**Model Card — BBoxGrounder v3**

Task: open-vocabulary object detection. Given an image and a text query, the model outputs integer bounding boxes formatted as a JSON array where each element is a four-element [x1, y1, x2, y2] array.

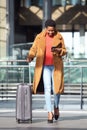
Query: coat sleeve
[[28, 35, 39, 59], [59, 35, 67, 56], [53, 33, 67, 57]]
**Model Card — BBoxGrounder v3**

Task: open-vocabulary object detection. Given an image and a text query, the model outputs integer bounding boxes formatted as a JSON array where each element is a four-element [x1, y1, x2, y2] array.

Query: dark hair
[[45, 19, 56, 28]]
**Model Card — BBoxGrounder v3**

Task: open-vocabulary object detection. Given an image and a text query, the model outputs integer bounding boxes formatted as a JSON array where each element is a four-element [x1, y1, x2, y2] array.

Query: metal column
[[79, 24, 85, 57], [42, 0, 52, 28], [8, 0, 14, 56]]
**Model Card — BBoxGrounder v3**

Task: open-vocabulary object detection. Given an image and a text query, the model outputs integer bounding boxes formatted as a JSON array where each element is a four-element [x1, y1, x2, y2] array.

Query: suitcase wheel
[[16, 119, 32, 123], [17, 119, 21, 123], [29, 120, 32, 123]]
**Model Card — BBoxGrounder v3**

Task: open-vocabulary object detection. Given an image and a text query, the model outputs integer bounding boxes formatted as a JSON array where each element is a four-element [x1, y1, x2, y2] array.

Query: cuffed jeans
[[43, 65, 60, 112]]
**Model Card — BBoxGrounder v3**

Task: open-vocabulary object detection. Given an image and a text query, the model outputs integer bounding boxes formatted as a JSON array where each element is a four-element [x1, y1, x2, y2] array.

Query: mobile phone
[[51, 43, 62, 51], [51, 46, 56, 52]]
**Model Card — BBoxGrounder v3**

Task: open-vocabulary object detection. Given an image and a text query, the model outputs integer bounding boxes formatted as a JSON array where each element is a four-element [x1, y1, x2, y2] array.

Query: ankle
[[54, 107, 59, 114], [48, 112, 53, 119], [54, 107, 59, 120], [48, 112, 53, 123]]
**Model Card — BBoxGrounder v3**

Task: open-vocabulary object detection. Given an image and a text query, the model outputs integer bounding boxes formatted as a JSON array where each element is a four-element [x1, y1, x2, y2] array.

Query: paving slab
[[0, 111, 87, 130]]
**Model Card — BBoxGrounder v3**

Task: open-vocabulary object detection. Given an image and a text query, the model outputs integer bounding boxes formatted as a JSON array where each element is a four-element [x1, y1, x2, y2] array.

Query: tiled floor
[[0, 111, 87, 130]]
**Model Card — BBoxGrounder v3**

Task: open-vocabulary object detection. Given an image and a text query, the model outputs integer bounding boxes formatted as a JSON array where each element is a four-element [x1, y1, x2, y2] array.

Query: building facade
[[0, 0, 87, 59], [0, 0, 7, 58]]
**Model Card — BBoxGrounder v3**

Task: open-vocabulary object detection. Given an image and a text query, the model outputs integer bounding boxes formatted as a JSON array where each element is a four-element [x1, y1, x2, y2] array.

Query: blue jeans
[[43, 65, 60, 112]]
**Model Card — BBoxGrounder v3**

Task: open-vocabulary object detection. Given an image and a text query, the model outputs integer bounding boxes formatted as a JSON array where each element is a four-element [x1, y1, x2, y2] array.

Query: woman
[[27, 19, 67, 123]]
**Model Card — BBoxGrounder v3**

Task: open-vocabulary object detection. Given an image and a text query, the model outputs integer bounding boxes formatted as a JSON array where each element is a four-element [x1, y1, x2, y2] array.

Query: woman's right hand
[[26, 56, 33, 62]]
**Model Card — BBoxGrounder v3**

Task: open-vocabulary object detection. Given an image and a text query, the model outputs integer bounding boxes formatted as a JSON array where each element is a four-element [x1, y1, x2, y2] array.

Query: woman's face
[[46, 26, 56, 37]]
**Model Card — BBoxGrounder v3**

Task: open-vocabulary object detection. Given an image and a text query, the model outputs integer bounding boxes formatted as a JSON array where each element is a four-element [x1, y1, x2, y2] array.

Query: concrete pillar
[[0, 0, 7, 58], [0, 0, 14, 58], [42, 0, 52, 29]]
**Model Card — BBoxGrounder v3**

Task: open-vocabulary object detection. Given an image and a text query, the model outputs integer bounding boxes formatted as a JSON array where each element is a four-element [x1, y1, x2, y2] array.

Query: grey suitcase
[[16, 83, 32, 123]]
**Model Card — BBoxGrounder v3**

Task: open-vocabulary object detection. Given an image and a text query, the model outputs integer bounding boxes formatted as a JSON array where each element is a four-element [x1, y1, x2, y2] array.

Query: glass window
[[31, 0, 43, 6], [20, 0, 87, 7], [52, 0, 61, 6], [73, 32, 80, 58], [52, 0, 86, 6], [71, 0, 80, 5], [61, 31, 87, 59], [61, 32, 73, 58], [20, 0, 43, 7], [25, 0, 31, 7], [20, 0, 31, 7], [81, 0, 86, 5]]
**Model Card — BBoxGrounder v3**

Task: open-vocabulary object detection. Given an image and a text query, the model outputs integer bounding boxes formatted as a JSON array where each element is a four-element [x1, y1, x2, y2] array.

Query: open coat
[[28, 29, 67, 94]]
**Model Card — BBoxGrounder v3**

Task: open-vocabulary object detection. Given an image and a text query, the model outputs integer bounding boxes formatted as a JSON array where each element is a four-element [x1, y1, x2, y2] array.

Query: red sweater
[[43, 34, 53, 65]]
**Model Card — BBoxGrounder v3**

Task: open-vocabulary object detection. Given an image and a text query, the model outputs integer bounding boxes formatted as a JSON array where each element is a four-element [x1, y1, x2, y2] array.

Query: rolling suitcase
[[16, 83, 32, 123]]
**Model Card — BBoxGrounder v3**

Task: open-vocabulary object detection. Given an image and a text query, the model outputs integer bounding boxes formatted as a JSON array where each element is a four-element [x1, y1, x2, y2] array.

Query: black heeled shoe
[[48, 112, 53, 123], [54, 107, 59, 120]]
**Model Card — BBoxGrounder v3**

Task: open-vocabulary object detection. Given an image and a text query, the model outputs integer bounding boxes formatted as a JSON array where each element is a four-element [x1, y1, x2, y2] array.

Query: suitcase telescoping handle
[[28, 62, 35, 85], [19, 59, 33, 85], [21, 60, 34, 85]]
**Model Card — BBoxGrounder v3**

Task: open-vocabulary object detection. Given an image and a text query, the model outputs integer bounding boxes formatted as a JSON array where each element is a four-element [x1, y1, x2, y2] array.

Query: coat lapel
[[37, 30, 46, 55], [52, 33, 62, 46]]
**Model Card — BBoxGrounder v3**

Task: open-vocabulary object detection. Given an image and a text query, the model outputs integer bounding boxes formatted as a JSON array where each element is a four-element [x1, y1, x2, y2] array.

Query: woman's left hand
[[52, 48, 61, 54]]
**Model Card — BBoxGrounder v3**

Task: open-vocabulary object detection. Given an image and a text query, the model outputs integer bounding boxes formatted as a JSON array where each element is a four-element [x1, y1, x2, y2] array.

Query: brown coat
[[28, 29, 67, 94]]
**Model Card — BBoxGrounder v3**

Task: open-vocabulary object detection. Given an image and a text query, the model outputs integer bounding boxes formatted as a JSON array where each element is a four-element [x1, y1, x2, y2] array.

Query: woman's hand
[[54, 48, 61, 53], [51, 47, 61, 54], [26, 56, 33, 62]]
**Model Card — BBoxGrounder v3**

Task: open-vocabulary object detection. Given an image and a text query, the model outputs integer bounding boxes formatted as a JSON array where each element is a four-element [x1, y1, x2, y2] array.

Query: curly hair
[[45, 19, 56, 28]]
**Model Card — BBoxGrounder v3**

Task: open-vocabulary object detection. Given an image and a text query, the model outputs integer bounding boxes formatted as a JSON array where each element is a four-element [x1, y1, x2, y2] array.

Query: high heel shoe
[[54, 107, 59, 120], [48, 112, 53, 123]]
